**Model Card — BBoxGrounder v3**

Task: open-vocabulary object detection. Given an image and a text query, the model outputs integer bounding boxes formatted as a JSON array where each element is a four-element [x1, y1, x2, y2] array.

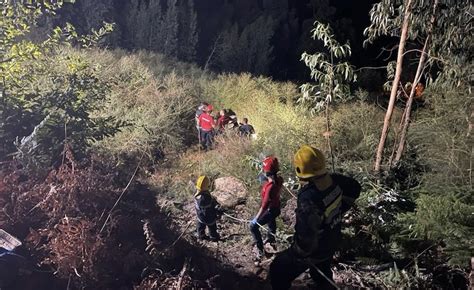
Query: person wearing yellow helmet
[[269, 145, 361, 290], [194, 175, 220, 241]]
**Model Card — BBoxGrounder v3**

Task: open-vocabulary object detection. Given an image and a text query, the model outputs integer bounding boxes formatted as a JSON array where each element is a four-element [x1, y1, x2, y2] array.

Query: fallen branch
[[177, 257, 190, 290], [99, 154, 144, 234], [27, 185, 57, 214], [165, 220, 193, 250]]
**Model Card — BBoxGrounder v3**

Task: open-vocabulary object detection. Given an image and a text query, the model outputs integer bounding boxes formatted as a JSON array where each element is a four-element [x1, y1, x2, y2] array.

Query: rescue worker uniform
[[194, 189, 220, 241], [250, 175, 282, 252], [250, 156, 282, 258], [198, 111, 215, 150], [270, 174, 360, 289], [269, 145, 360, 290], [239, 123, 255, 137]]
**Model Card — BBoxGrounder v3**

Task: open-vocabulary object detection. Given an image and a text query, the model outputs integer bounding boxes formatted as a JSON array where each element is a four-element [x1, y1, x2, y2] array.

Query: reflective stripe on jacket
[[292, 174, 360, 260], [195, 190, 218, 225]]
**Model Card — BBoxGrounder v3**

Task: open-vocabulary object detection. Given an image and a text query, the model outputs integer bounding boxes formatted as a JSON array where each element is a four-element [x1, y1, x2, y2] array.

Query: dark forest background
[[46, 0, 384, 83]]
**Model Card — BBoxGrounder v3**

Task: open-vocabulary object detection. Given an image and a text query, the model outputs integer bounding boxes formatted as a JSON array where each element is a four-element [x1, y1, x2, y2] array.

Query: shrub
[[79, 49, 203, 161], [0, 3, 117, 172], [396, 188, 473, 267]]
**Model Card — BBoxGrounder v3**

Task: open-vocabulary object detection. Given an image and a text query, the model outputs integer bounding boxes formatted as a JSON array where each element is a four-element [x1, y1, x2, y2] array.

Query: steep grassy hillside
[[1, 48, 471, 289]]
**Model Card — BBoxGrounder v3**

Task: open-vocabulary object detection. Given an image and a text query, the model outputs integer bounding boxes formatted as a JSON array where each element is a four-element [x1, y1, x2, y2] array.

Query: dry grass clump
[[0, 149, 122, 286], [65, 49, 204, 162]]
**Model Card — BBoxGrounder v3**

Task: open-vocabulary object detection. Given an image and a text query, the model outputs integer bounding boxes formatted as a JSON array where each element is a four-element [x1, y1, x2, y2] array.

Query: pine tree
[[163, 0, 178, 57], [125, 0, 150, 49], [242, 15, 275, 75], [78, 0, 113, 31], [178, 0, 198, 62], [215, 24, 240, 72], [215, 15, 275, 75], [148, 0, 164, 51]]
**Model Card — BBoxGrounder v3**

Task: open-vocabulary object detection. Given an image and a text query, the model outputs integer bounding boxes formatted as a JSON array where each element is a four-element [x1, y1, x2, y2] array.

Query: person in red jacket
[[198, 105, 216, 150], [249, 156, 282, 259], [216, 109, 230, 133]]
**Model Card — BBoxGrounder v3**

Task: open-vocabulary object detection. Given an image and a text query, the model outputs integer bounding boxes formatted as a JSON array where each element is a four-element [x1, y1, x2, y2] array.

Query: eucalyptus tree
[[300, 21, 356, 171], [365, 0, 473, 172], [365, 0, 413, 173]]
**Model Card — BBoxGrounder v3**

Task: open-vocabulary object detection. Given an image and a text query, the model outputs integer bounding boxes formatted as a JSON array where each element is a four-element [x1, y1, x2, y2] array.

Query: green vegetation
[[0, 1, 472, 289]]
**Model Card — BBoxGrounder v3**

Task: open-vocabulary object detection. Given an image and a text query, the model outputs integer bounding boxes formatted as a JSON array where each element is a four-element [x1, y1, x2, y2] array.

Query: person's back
[[239, 118, 255, 136], [198, 111, 215, 131], [195, 190, 218, 223], [270, 145, 360, 290], [294, 173, 359, 261], [194, 176, 220, 241]]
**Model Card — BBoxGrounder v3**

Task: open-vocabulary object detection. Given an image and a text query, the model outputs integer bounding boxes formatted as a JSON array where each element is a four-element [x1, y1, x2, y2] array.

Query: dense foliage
[[0, 1, 117, 172], [0, 0, 472, 289]]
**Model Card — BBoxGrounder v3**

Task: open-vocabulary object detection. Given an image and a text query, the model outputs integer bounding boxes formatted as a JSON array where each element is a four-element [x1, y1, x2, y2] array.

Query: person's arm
[[197, 114, 203, 128], [211, 115, 217, 129], [291, 194, 323, 258], [332, 174, 361, 213]]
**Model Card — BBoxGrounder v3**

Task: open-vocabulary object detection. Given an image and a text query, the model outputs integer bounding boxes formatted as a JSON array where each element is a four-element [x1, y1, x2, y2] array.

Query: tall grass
[[69, 49, 206, 160]]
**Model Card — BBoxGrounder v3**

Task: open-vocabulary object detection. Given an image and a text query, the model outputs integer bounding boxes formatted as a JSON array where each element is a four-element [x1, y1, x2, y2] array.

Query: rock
[[281, 197, 297, 228], [211, 177, 248, 208]]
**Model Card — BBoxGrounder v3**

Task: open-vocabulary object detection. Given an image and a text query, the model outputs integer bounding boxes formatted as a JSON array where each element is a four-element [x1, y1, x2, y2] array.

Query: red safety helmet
[[206, 104, 214, 112], [262, 156, 279, 174]]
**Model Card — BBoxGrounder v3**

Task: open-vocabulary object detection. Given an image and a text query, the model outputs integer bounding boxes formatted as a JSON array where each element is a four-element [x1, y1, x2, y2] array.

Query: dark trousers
[[269, 249, 335, 290], [249, 208, 280, 251], [199, 129, 214, 150], [197, 220, 218, 239]]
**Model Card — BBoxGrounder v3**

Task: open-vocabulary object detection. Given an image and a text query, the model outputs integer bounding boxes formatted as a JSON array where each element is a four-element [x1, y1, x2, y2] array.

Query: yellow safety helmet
[[195, 175, 210, 192], [293, 145, 327, 179]]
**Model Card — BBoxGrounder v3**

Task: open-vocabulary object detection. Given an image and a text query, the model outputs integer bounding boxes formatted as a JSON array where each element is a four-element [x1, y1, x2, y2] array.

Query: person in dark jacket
[[194, 175, 220, 242], [269, 145, 361, 290], [239, 118, 255, 137], [250, 156, 282, 259]]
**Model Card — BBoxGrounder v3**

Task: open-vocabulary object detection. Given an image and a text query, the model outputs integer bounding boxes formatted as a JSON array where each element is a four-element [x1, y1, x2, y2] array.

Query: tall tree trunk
[[388, 91, 408, 168], [393, 0, 439, 166], [374, 0, 413, 173], [325, 99, 335, 173]]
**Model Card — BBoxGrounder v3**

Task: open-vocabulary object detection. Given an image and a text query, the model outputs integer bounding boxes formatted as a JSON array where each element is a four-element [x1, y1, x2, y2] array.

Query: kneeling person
[[194, 175, 220, 242]]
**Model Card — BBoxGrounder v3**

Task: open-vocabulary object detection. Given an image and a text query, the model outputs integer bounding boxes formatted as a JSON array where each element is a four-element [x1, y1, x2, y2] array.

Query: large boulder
[[211, 177, 248, 208]]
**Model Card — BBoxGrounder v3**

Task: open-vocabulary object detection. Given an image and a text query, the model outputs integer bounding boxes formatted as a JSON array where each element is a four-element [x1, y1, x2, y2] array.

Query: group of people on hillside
[[195, 102, 255, 150], [193, 144, 361, 289]]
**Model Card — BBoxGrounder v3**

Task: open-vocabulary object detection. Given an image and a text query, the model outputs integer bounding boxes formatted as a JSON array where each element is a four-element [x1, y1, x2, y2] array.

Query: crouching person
[[250, 156, 282, 260], [269, 145, 361, 290], [194, 175, 220, 242]]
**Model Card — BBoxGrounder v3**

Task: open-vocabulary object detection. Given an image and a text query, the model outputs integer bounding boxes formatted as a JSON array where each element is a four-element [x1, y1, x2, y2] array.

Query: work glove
[[215, 206, 224, 218], [250, 217, 258, 226]]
